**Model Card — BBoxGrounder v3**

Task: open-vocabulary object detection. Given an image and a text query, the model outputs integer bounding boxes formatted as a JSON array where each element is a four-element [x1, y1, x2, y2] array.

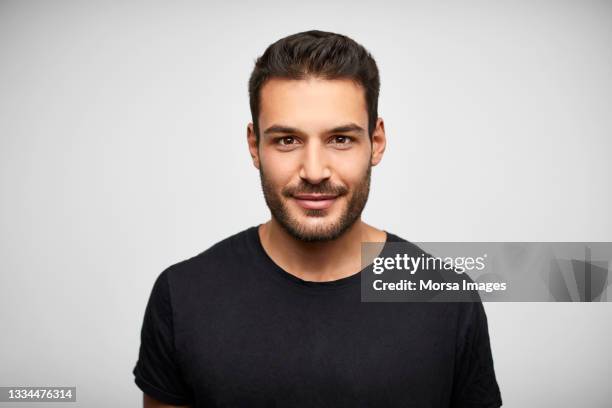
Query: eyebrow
[[262, 123, 366, 137]]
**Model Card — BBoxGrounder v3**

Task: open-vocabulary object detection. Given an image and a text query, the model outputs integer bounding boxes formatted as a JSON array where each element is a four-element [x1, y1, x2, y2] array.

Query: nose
[[298, 141, 331, 185]]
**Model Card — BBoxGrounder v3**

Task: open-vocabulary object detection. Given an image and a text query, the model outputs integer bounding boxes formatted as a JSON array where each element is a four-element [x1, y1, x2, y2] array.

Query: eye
[[274, 135, 301, 150], [278, 136, 296, 145], [330, 135, 354, 147]]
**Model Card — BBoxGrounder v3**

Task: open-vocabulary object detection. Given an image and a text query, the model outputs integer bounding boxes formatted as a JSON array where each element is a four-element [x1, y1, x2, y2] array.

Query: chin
[[280, 214, 355, 243], [287, 228, 345, 243]]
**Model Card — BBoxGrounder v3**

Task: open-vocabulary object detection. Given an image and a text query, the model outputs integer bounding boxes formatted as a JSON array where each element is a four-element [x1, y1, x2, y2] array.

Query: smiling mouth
[[292, 194, 338, 210]]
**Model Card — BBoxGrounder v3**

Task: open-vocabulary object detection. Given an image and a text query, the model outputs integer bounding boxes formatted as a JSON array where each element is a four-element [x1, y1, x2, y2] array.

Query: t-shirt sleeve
[[451, 301, 503, 408], [133, 269, 193, 405]]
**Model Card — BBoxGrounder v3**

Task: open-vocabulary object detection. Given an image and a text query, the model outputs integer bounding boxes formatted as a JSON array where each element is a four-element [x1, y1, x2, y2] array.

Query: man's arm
[[144, 393, 190, 408], [451, 301, 502, 407], [134, 270, 194, 405]]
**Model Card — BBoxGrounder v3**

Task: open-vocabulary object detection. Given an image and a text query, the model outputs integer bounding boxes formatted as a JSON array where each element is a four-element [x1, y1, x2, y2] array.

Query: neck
[[258, 217, 387, 282]]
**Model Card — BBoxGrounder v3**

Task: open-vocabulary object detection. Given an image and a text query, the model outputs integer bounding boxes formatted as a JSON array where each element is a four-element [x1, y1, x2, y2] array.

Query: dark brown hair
[[248, 30, 380, 142]]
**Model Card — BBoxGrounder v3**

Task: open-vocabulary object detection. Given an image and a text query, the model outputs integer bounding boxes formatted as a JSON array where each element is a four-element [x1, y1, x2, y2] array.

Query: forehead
[[258, 77, 367, 130]]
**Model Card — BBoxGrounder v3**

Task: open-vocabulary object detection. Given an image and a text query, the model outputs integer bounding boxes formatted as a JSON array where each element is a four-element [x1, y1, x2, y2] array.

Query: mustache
[[282, 181, 348, 197]]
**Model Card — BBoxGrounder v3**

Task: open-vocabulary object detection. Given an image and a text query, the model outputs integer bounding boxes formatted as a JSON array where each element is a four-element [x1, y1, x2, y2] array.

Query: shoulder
[[160, 226, 257, 291], [384, 231, 432, 258]]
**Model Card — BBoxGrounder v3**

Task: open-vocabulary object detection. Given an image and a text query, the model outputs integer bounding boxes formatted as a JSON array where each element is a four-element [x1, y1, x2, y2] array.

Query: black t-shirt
[[133, 226, 502, 407]]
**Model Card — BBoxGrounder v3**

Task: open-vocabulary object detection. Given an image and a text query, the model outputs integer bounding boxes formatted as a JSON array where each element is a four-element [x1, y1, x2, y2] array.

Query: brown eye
[[334, 136, 348, 144], [279, 136, 295, 145], [330, 135, 353, 146]]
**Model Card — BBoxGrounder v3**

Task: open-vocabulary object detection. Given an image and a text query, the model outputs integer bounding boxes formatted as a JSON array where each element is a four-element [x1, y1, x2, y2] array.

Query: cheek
[[261, 151, 300, 188], [331, 150, 371, 186]]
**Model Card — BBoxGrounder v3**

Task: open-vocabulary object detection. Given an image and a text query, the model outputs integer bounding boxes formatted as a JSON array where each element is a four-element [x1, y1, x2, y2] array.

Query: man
[[133, 30, 502, 407]]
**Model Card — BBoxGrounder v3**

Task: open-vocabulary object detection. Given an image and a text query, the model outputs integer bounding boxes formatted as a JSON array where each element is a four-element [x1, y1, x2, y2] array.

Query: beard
[[259, 164, 371, 242]]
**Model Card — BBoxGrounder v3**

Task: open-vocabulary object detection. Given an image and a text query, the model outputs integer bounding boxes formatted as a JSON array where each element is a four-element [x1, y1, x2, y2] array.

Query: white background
[[1, 0, 611, 406]]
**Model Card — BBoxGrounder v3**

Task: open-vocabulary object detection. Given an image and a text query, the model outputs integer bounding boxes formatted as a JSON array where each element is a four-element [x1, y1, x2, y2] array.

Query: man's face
[[248, 77, 385, 242]]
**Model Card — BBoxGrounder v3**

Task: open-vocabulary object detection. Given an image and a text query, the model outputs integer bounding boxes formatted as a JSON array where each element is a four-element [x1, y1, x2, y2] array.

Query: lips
[[292, 194, 338, 210]]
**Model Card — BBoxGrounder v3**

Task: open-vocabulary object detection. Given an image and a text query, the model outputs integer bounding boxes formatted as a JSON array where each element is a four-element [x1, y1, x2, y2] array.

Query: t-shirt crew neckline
[[247, 224, 397, 292]]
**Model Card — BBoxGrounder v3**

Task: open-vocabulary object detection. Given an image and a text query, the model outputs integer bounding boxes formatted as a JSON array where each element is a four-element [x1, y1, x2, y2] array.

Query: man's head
[[247, 30, 386, 242]]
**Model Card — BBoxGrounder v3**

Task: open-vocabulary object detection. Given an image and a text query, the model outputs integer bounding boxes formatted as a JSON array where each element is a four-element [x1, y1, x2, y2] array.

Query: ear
[[247, 122, 260, 169], [370, 117, 386, 166]]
